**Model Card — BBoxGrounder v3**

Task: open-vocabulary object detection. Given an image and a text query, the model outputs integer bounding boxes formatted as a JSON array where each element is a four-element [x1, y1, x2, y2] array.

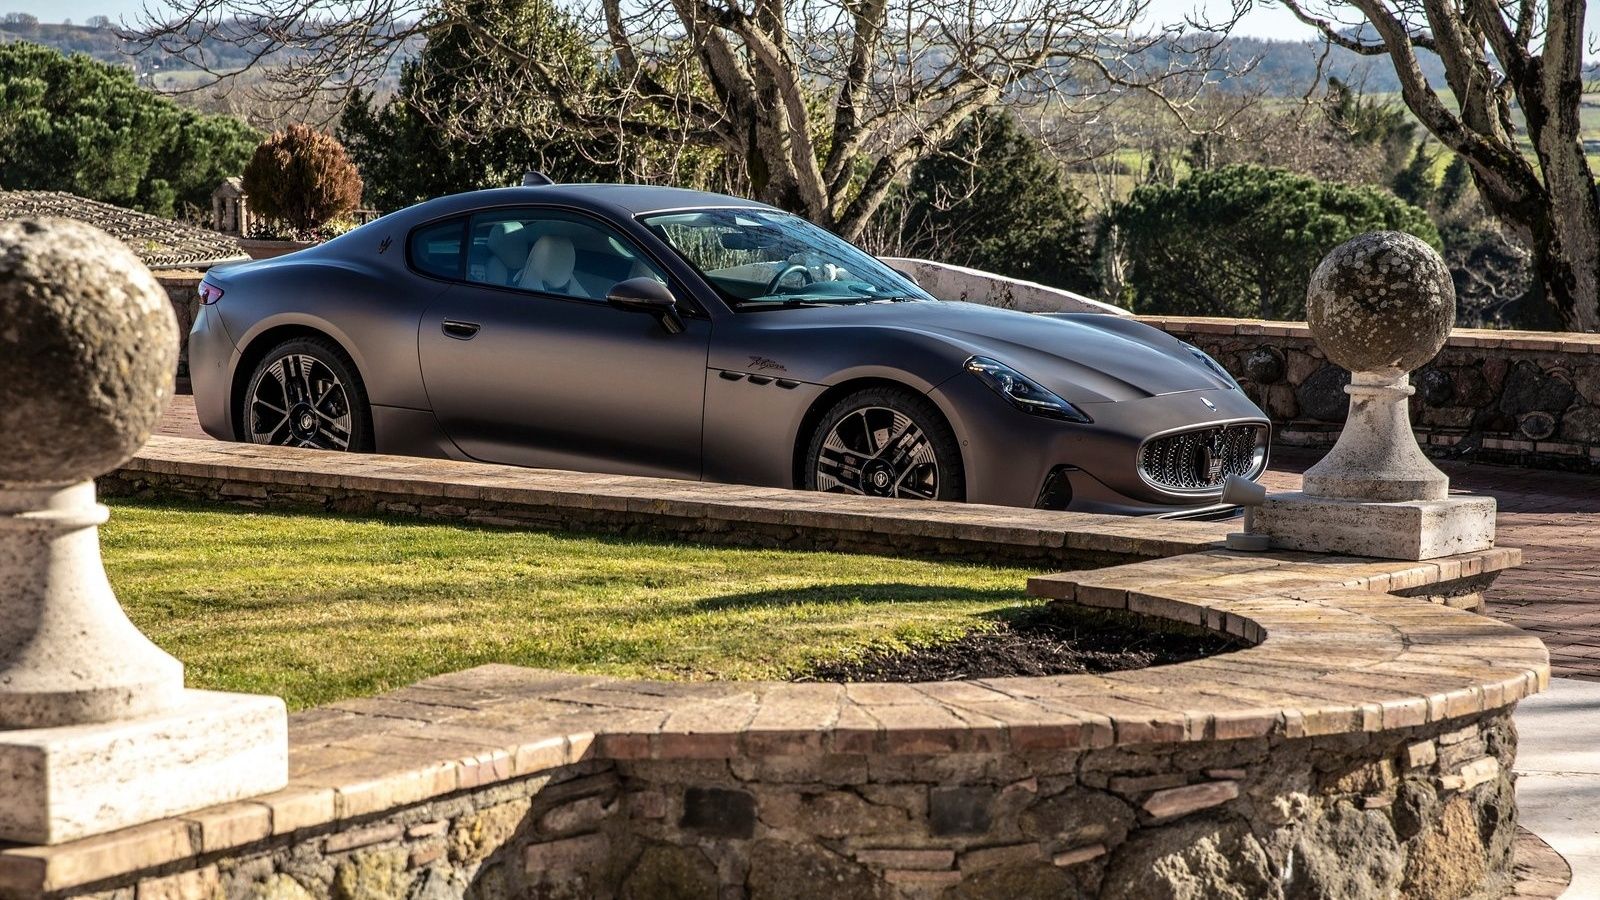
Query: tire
[[241, 336, 375, 452], [803, 386, 965, 501]]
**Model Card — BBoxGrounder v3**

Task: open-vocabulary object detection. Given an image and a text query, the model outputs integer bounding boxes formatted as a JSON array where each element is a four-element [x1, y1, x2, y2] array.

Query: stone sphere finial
[[0, 218, 177, 486], [1305, 231, 1454, 375]]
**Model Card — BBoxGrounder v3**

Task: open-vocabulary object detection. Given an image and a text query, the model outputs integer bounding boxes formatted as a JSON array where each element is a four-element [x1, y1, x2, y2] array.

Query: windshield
[[641, 208, 934, 308]]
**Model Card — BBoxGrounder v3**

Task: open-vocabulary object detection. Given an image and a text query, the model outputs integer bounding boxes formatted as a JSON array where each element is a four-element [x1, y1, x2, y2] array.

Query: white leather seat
[[519, 235, 588, 297], [485, 222, 531, 286]]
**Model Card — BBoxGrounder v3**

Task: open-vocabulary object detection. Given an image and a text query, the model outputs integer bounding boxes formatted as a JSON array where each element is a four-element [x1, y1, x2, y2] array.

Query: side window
[[408, 218, 465, 279], [464, 208, 668, 301]]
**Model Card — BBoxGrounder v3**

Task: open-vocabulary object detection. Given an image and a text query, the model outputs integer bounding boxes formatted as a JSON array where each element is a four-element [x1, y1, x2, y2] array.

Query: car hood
[[751, 301, 1234, 403]]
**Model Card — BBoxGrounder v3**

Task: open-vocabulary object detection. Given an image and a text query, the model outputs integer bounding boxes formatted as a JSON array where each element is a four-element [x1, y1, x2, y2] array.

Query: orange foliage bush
[[241, 124, 363, 234]]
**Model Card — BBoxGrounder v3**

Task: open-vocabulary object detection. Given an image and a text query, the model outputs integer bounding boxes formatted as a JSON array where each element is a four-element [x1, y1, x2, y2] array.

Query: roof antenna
[[521, 171, 554, 187]]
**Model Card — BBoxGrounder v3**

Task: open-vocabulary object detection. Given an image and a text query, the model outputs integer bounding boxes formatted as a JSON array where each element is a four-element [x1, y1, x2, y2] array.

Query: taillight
[[198, 281, 224, 305]]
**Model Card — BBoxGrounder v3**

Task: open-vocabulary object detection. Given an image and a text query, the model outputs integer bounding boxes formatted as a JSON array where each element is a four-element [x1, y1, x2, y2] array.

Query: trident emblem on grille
[[1203, 431, 1228, 482]]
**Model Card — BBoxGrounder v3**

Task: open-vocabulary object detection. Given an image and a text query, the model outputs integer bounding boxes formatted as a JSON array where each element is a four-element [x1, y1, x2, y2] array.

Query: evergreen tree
[[0, 41, 257, 216], [337, 0, 616, 212], [1391, 145, 1437, 208], [896, 111, 1096, 293]]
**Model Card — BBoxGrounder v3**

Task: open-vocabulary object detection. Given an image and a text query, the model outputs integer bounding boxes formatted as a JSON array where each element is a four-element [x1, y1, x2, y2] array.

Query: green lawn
[[102, 499, 1038, 709]]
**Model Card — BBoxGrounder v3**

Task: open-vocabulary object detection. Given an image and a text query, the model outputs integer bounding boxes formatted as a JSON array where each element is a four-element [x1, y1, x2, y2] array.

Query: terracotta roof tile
[[0, 190, 248, 269]]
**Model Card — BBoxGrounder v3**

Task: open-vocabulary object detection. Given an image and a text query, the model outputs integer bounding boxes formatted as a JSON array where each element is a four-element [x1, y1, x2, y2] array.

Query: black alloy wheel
[[805, 386, 965, 501], [243, 337, 374, 452]]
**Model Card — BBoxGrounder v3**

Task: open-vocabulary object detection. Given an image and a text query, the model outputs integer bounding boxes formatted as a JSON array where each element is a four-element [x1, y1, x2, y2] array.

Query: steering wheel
[[765, 263, 815, 295]]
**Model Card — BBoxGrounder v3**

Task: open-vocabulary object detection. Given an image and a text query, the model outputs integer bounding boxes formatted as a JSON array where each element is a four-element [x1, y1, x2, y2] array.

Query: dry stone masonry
[[0, 537, 1539, 899], [1141, 324, 1600, 471]]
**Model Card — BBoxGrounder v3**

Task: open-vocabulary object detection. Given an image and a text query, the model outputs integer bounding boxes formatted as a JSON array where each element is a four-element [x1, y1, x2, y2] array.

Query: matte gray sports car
[[190, 183, 1270, 516]]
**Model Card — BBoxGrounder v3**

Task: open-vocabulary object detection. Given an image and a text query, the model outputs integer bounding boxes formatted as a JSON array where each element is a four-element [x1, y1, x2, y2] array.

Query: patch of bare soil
[[800, 608, 1244, 682]]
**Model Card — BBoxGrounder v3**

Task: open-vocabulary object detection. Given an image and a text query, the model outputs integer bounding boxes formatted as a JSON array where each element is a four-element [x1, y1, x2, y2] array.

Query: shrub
[[241, 125, 364, 235], [1109, 164, 1440, 320]]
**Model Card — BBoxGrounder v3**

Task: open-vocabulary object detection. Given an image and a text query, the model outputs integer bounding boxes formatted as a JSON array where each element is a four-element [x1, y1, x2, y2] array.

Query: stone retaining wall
[[1144, 316, 1600, 471], [35, 441, 1544, 899], [101, 437, 1227, 569], [28, 709, 1514, 900]]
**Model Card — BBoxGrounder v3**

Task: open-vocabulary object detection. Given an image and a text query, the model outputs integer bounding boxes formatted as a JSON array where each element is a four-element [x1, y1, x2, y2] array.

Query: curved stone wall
[[0, 467, 1541, 899]]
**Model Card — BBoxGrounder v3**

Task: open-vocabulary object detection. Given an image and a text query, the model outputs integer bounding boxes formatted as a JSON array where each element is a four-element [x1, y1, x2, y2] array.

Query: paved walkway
[[1516, 678, 1600, 899], [1262, 453, 1600, 682], [158, 395, 1600, 677]]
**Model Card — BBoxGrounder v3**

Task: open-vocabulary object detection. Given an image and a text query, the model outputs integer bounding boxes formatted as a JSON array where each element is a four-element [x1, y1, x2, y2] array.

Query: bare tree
[[133, 0, 1246, 239], [1277, 0, 1597, 331]]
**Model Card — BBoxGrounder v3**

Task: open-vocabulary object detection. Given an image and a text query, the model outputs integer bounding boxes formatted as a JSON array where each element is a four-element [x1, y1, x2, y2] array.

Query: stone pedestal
[[0, 691, 288, 844], [1253, 492, 1495, 560], [0, 218, 289, 845], [1246, 232, 1496, 561], [0, 481, 290, 845]]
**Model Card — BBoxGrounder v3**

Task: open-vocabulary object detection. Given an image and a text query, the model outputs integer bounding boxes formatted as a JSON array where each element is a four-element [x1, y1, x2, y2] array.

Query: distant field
[[1058, 88, 1600, 211]]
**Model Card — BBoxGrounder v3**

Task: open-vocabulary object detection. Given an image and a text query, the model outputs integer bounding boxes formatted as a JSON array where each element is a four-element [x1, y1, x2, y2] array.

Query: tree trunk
[[1528, 132, 1600, 332], [1466, 106, 1600, 331], [1522, 196, 1600, 331]]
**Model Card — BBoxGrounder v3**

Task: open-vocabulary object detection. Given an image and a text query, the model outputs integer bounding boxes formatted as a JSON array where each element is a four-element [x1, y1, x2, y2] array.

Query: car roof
[[422, 184, 775, 218]]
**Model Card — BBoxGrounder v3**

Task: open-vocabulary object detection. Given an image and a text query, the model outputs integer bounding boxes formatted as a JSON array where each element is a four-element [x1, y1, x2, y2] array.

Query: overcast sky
[[6, 0, 1320, 39]]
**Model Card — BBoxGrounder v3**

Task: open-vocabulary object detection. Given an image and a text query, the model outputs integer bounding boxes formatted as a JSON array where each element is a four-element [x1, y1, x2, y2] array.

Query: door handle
[[441, 319, 481, 340]]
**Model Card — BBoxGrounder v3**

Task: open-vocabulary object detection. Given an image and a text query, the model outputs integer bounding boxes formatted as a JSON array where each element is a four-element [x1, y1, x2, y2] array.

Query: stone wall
[[54, 437, 1544, 900], [1143, 316, 1600, 471], [103, 437, 1229, 569], [35, 710, 1517, 900], [154, 271, 201, 388]]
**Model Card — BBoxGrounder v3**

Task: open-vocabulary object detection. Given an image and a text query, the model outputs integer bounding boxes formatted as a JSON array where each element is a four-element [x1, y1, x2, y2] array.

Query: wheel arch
[[789, 376, 965, 491], [230, 324, 366, 440]]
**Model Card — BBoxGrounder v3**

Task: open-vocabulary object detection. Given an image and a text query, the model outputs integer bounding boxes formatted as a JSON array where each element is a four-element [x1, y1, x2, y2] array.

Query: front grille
[[1138, 424, 1267, 492]]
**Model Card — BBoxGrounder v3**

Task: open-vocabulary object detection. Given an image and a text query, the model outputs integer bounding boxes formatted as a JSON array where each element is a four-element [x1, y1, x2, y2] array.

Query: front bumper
[[927, 373, 1270, 514]]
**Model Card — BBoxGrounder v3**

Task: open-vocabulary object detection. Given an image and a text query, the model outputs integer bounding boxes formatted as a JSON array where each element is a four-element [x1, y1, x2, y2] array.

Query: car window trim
[[405, 203, 708, 318]]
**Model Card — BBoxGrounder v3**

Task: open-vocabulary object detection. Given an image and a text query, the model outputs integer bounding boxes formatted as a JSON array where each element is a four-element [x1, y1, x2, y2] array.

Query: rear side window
[[409, 218, 465, 279]]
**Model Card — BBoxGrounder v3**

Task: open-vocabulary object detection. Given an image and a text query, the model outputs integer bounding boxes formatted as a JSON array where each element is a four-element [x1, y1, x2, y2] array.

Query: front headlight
[[1185, 344, 1238, 390], [965, 357, 1092, 423]]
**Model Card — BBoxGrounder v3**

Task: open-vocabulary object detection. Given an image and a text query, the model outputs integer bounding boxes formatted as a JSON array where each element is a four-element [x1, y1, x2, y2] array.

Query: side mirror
[[607, 277, 685, 335]]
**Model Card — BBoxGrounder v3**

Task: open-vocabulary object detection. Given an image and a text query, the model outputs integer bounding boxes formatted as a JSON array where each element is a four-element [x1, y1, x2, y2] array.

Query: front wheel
[[804, 387, 964, 501], [242, 337, 374, 452]]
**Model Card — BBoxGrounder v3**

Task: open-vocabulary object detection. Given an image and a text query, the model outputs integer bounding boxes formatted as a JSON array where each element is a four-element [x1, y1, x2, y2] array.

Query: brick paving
[[157, 394, 1600, 678], [1263, 452, 1600, 682]]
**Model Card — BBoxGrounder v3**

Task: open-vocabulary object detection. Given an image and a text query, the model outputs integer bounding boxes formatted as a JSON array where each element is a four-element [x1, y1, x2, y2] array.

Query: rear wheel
[[804, 386, 964, 501], [242, 337, 374, 452]]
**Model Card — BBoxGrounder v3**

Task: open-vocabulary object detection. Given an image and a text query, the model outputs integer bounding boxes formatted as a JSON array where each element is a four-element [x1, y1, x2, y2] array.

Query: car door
[[417, 206, 711, 480]]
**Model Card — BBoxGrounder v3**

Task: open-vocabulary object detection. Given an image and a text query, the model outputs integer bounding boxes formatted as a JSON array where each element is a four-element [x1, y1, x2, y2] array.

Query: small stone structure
[[1251, 233, 1497, 560], [0, 219, 287, 845], [210, 177, 251, 237]]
